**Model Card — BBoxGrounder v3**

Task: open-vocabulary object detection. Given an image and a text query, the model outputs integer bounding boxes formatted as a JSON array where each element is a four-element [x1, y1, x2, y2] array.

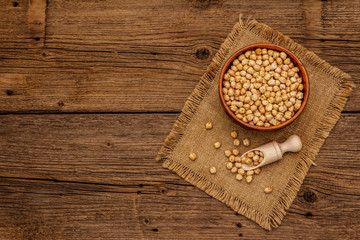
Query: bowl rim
[[218, 43, 310, 132]]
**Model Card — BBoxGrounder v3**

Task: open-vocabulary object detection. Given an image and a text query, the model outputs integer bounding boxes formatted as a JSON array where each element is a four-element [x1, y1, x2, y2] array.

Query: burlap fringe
[[156, 15, 354, 230]]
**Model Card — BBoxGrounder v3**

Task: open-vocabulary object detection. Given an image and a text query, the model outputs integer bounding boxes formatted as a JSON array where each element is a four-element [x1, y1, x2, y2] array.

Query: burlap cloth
[[156, 16, 353, 230]]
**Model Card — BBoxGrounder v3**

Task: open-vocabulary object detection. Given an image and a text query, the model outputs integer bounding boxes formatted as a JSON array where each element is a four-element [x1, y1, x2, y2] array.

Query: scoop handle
[[278, 135, 302, 155]]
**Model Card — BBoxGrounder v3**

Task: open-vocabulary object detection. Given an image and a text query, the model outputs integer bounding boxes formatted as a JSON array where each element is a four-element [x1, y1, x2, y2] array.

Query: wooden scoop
[[241, 135, 302, 171]]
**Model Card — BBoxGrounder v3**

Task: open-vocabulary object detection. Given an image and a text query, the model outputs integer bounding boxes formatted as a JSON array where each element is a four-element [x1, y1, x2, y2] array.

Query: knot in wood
[[303, 191, 317, 203], [195, 47, 210, 60], [58, 101, 65, 107]]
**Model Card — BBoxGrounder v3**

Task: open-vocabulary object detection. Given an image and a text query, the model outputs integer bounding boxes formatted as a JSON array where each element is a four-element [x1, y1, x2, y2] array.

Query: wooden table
[[0, 0, 359, 239]]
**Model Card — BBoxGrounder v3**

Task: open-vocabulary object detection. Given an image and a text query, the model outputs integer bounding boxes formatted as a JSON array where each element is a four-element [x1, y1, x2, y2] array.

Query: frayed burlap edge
[[156, 15, 354, 230]]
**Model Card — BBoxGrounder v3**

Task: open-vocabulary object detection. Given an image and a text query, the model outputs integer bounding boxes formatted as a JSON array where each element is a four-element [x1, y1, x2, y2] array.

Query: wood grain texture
[[0, 0, 359, 112], [0, 0, 359, 239], [0, 113, 359, 239]]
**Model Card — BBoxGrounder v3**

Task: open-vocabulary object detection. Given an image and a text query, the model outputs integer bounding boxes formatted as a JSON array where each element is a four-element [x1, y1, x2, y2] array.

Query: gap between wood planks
[[0, 175, 192, 189]]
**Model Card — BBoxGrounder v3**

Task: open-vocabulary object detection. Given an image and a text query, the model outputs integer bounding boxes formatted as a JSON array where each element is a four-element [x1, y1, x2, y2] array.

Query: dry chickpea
[[294, 103, 301, 110], [234, 139, 240, 146], [226, 162, 233, 170], [246, 175, 253, 183], [238, 168, 245, 175], [210, 166, 217, 174], [224, 150, 232, 157], [242, 138, 250, 147], [205, 122, 213, 129], [280, 52, 287, 60], [235, 162, 242, 168], [230, 131, 238, 139], [254, 168, 261, 175], [232, 149, 240, 156], [189, 153, 197, 161], [247, 151, 255, 158], [264, 186, 273, 194], [236, 174, 243, 181], [214, 142, 221, 149], [231, 166, 238, 173], [298, 84, 304, 91], [284, 111, 292, 120], [229, 155, 235, 162], [246, 170, 254, 176], [253, 155, 259, 162], [244, 158, 252, 165]]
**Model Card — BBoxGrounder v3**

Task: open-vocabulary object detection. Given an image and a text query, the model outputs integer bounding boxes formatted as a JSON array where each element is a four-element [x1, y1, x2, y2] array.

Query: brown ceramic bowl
[[219, 43, 309, 132]]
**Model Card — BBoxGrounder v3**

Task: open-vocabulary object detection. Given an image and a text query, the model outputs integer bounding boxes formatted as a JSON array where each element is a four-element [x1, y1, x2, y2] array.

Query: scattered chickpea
[[236, 174, 243, 181], [230, 131, 238, 139], [214, 142, 221, 149], [226, 162, 233, 170], [232, 149, 240, 156], [205, 122, 213, 130], [246, 175, 253, 183], [225, 150, 232, 157], [210, 166, 217, 174], [254, 168, 261, 175], [234, 139, 240, 146], [189, 153, 197, 161], [235, 162, 242, 168], [231, 167, 238, 173], [243, 138, 250, 147], [246, 170, 254, 176], [264, 186, 273, 194], [238, 168, 245, 175]]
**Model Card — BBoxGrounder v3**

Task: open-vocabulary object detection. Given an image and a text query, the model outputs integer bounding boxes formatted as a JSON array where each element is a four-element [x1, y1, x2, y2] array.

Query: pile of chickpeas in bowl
[[221, 48, 305, 128]]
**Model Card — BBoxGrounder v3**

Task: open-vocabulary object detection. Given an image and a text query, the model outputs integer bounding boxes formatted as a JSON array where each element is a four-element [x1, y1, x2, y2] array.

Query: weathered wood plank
[[0, 113, 359, 184], [0, 0, 359, 112], [0, 178, 143, 240], [0, 159, 359, 239], [0, 113, 359, 238]]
